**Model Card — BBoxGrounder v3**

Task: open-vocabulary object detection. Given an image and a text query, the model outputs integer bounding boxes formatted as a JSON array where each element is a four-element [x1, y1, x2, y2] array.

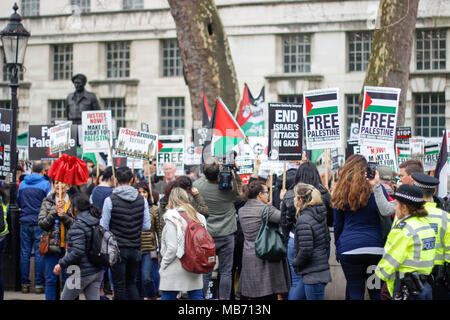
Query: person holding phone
[[331, 155, 389, 300]]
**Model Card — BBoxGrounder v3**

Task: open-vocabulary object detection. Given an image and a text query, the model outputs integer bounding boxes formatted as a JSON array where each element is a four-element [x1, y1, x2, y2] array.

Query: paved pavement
[[4, 290, 46, 300]]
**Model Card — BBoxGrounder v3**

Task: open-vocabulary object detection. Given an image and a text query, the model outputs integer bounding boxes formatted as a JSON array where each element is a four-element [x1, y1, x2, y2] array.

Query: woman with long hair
[[290, 183, 331, 300], [159, 187, 206, 300], [237, 181, 290, 300], [134, 181, 161, 300], [331, 154, 386, 300], [53, 194, 104, 300]]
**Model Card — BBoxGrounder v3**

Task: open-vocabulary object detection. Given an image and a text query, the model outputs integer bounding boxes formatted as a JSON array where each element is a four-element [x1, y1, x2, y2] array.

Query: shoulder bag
[[255, 205, 286, 261]]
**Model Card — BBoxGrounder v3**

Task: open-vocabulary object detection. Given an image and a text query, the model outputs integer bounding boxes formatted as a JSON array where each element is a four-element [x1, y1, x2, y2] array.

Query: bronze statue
[[65, 74, 100, 125]]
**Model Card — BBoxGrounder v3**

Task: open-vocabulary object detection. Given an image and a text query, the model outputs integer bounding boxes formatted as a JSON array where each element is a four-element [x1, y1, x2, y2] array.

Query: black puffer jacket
[[58, 209, 103, 277], [292, 204, 330, 276], [280, 184, 332, 246], [272, 168, 297, 210]]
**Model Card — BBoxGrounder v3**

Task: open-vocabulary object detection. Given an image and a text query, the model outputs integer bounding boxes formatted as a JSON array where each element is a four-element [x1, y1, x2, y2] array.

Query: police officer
[[412, 172, 450, 300], [375, 184, 436, 300]]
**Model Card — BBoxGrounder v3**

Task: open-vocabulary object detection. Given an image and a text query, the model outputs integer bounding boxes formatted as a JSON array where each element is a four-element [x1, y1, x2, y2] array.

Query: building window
[[53, 44, 73, 80], [49, 100, 67, 123], [348, 31, 372, 72], [21, 0, 40, 16], [279, 95, 303, 104], [283, 34, 311, 73], [162, 39, 183, 77], [71, 0, 90, 13], [103, 98, 127, 130], [106, 42, 130, 79], [346, 94, 360, 139], [414, 93, 446, 137], [159, 97, 185, 135], [416, 29, 446, 70], [123, 0, 144, 10], [0, 101, 10, 109]]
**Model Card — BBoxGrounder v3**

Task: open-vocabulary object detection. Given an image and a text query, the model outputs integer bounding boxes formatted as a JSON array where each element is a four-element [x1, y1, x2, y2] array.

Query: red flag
[[236, 84, 252, 127], [202, 91, 212, 127]]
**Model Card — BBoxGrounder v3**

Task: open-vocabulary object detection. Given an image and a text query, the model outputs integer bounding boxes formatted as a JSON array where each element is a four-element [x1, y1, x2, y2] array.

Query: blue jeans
[[287, 237, 302, 299], [161, 289, 203, 300], [111, 247, 140, 300], [19, 224, 45, 287], [138, 252, 159, 298], [44, 250, 67, 300], [203, 234, 235, 300], [407, 281, 433, 300], [0, 237, 6, 300], [288, 274, 326, 300]]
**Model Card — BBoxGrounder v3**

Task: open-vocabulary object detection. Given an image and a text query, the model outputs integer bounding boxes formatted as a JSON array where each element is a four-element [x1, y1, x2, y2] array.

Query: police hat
[[412, 172, 439, 190], [392, 184, 425, 205]]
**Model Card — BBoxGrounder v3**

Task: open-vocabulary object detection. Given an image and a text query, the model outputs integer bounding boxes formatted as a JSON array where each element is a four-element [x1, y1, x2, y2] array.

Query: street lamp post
[[0, 3, 30, 291]]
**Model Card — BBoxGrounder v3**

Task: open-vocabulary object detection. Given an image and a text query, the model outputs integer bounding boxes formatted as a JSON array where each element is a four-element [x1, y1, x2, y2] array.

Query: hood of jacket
[[276, 168, 298, 190], [76, 210, 100, 227], [112, 185, 139, 202], [302, 204, 327, 223], [23, 173, 47, 185]]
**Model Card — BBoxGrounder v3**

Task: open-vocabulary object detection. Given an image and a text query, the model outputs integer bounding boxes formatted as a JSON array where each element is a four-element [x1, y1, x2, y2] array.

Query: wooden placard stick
[[282, 160, 287, 191], [269, 169, 273, 204], [324, 149, 330, 190], [95, 152, 100, 178]]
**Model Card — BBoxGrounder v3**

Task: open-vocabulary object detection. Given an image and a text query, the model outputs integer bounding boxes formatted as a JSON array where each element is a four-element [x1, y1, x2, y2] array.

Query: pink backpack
[[178, 211, 216, 274]]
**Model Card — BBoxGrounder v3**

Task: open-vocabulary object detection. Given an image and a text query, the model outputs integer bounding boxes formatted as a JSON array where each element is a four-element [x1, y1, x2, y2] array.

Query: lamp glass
[[1, 34, 28, 65]]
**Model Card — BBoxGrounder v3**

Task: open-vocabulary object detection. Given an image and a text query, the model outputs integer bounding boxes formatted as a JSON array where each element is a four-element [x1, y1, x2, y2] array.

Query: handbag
[[255, 205, 287, 261], [38, 233, 50, 255]]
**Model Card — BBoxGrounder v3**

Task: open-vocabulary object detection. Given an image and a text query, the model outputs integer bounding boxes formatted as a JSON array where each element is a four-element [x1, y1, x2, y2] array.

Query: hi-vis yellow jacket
[[375, 215, 436, 296], [0, 204, 8, 236], [424, 202, 450, 265]]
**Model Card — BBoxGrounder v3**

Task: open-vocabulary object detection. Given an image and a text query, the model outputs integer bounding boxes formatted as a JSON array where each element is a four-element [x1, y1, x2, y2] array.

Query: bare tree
[[360, 0, 420, 126], [167, 0, 240, 122]]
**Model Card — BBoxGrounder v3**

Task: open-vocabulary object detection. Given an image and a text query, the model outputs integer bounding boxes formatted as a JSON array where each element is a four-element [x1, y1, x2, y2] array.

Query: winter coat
[[141, 204, 162, 252], [292, 204, 331, 284], [18, 174, 51, 224], [58, 210, 103, 277], [159, 208, 206, 292], [38, 192, 74, 254], [237, 199, 290, 298], [272, 168, 297, 210]]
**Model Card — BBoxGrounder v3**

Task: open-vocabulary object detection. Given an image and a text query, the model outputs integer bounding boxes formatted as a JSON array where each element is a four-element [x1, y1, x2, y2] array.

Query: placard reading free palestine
[[359, 86, 401, 146], [303, 88, 341, 150]]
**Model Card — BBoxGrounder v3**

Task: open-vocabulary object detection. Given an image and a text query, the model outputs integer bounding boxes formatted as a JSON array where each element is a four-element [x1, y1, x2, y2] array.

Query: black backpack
[[86, 223, 120, 267]]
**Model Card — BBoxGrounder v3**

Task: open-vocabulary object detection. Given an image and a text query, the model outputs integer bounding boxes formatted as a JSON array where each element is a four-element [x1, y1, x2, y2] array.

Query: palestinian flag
[[211, 97, 245, 156], [304, 91, 338, 116], [202, 91, 212, 127], [434, 130, 448, 198], [363, 89, 399, 114], [236, 84, 265, 136]]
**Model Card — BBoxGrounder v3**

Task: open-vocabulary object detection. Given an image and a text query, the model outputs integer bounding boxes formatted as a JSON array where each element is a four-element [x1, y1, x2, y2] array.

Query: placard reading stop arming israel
[[115, 128, 158, 161], [359, 86, 401, 146], [303, 88, 342, 150]]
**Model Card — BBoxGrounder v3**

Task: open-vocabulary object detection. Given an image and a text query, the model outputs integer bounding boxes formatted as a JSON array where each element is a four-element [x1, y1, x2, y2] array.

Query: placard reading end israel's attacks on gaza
[[359, 86, 400, 146]]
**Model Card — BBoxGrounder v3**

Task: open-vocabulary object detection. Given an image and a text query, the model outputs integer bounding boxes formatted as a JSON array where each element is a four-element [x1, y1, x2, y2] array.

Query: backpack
[[86, 223, 120, 267], [178, 211, 216, 274]]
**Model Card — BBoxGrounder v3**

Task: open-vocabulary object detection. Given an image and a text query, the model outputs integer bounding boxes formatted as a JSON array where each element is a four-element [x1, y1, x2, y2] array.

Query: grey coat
[[237, 199, 290, 298]]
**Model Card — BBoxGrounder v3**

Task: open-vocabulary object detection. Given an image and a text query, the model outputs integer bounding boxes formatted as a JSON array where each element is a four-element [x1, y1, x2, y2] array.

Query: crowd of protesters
[[0, 153, 449, 301]]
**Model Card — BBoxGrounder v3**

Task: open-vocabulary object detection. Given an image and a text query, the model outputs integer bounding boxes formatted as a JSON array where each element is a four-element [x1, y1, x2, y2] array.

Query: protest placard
[[235, 155, 254, 184], [49, 121, 72, 154], [185, 138, 202, 166], [81, 110, 112, 153], [157, 135, 185, 176], [410, 137, 425, 160], [303, 88, 341, 150], [268, 103, 302, 161], [396, 126, 412, 144], [115, 128, 158, 161], [0, 109, 12, 179], [330, 148, 339, 170], [359, 86, 401, 146], [360, 144, 397, 172], [423, 138, 441, 172], [29, 125, 77, 161], [396, 143, 411, 167], [349, 123, 360, 141]]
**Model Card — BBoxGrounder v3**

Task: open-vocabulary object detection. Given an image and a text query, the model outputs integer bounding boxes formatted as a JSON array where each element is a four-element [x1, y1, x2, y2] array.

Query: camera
[[218, 151, 237, 191]]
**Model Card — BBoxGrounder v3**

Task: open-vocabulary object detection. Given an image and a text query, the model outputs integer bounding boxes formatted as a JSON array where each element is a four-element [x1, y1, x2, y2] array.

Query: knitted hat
[[392, 184, 425, 205], [377, 165, 393, 181]]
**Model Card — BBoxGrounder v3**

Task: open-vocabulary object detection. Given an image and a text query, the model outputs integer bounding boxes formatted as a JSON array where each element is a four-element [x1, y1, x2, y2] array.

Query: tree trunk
[[360, 0, 419, 126], [167, 0, 240, 123]]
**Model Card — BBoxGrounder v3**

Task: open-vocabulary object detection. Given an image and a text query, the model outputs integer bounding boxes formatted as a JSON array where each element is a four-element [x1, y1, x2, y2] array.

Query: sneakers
[[100, 295, 110, 300], [35, 287, 45, 294], [21, 284, 30, 294]]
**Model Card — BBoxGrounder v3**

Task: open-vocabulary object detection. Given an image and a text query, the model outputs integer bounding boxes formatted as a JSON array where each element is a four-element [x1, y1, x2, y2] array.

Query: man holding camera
[[193, 156, 243, 300]]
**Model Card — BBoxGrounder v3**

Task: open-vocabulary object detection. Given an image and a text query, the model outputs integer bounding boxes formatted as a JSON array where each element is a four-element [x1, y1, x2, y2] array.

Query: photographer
[[193, 156, 243, 300]]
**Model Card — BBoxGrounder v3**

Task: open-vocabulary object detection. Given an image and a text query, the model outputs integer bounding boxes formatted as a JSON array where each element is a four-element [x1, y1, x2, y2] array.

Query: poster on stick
[[157, 135, 185, 176], [423, 138, 441, 172], [0, 109, 12, 179], [235, 155, 254, 184], [396, 126, 412, 145], [268, 103, 302, 161], [115, 128, 157, 161], [81, 110, 113, 153], [49, 121, 72, 155], [360, 144, 398, 172], [303, 88, 341, 150], [28, 125, 77, 161], [396, 143, 411, 167], [359, 86, 401, 146]]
